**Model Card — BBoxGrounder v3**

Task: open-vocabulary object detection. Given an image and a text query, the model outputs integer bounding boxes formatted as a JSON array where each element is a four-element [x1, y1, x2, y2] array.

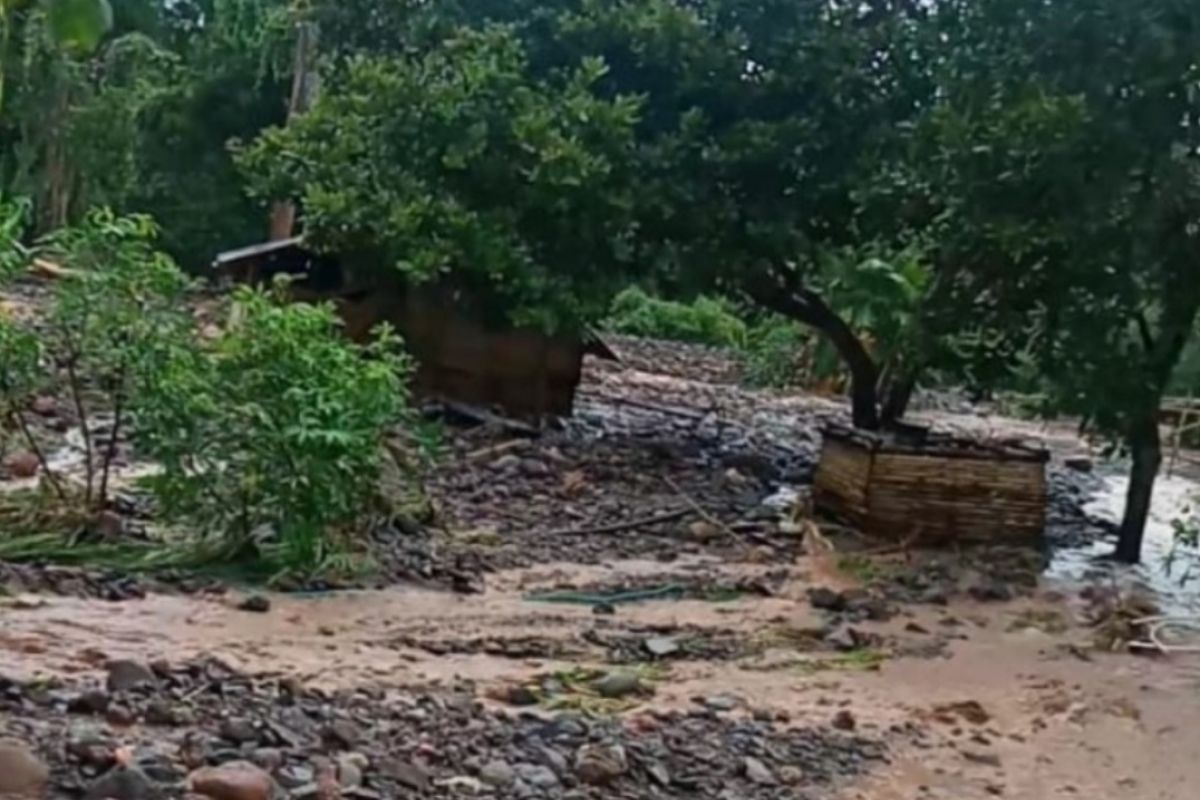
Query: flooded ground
[[3, 331, 1200, 800]]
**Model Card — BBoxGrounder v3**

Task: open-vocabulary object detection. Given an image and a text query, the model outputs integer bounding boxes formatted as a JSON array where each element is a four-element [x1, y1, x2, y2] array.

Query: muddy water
[[1048, 471, 1200, 614], [5, 552, 1200, 799]]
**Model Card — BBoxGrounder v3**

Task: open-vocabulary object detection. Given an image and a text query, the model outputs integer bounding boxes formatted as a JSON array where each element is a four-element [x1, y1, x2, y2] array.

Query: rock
[[337, 755, 364, 789], [68, 688, 111, 715], [687, 520, 722, 542], [275, 764, 314, 789], [189, 761, 277, 800], [808, 587, 848, 612], [703, 693, 739, 712], [249, 748, 284, 773], [86, 764, 161, 800], [31, 396, 57, 416], [643, 637, 681, 658], [963, 750, 1002, 768], [67, 725, 116, 768], [534, 746, 568, 777], [935, 701, 991, 725], [743, 756, 775, 785], [323, 719, 359, 750], [592, 602, 616, 616], [920, 587, 950, 605], [1064, 456, 1093, 473], [832, 710, 857, 731], [144, 700, 181, 727], [0, 739, 49, 797], [824, 627, 860, 652], [3, 451, 40, 479], [514, 763, 559, 789], [220, 718, 259, 744], [106, 660, 157, 693], [106, 704, 138, 727], [94, 510, 126, 538], [479, 760, 516, 788], [237, 594, 271, 613], [646, 760, 671, 787], [379, 759, 429, 791], [592, 671, 642, 699], [574, 743, 627, 785], [966, 575, 1014, 603]]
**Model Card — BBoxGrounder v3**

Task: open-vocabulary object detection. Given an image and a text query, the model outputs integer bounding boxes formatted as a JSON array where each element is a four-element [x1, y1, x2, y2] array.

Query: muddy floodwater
[[3, 334, 1200, 800]]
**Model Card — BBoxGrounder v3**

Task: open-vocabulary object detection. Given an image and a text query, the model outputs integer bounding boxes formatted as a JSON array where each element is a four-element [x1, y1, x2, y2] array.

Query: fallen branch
[[29, 258, 78, 280], [438, 401, 540, 437], [546, 507, 691, 536], [663, 475, 735, 538]]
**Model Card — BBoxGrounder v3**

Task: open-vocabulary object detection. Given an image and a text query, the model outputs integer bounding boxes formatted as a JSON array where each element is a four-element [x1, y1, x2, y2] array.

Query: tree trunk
[[1115, 409, 1161, 564], [269, 21, 320, 241], [747, 278, 880, 429], [880, 369, 917, 427]]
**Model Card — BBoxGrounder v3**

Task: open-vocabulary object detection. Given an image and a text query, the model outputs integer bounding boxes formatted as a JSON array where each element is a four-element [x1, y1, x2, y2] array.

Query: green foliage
[[0, 194, 30, 278], [134, 284, 411, 578], [605, 287, 747, 348], [742, 316, 812, 389], [0, 209, 192, 510], [45, 0, 112, 57], [239, 24, 641, 332]]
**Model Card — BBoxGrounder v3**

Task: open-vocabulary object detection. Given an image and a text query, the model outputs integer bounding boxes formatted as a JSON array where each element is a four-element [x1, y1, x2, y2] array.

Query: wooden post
[[268, 21, 320, 241]]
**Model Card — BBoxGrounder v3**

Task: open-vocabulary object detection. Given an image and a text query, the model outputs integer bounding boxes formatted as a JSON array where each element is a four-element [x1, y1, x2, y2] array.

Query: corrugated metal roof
[[212, 236, 305, 268]]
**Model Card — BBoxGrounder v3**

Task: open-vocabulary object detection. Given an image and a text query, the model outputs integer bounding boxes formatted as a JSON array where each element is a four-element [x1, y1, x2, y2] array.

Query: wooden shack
[[212, 239, 614, 418], [813, 424, 1049, 543]]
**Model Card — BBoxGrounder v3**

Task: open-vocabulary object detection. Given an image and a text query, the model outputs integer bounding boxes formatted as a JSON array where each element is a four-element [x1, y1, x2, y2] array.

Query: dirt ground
[[2, 314, 1200, 800]]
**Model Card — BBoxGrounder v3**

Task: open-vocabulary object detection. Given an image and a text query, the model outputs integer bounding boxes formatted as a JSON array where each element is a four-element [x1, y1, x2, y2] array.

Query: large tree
[[912, 0, 1200, 561], [251, 0, 939, 426]]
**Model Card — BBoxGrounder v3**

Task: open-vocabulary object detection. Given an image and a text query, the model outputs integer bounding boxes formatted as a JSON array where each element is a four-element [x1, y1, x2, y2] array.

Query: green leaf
[[45, 0, 113, 58]]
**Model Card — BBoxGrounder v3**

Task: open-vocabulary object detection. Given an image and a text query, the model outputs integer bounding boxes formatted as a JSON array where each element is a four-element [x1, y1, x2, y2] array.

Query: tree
[[253, 0, 940, 425], [912, 0, 1200, 561]]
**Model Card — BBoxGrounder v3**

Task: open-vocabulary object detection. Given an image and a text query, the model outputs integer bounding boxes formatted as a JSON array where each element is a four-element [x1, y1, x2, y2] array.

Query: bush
[[134, 284, 411, 578], [605, 286, 748, 348], [742, 316, 814, 388], [0, 210, 192, 513]]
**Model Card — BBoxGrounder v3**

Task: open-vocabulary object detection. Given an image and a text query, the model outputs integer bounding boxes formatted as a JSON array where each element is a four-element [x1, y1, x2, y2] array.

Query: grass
[[792, 649, 889, 673], [538, 663, 669, 715]]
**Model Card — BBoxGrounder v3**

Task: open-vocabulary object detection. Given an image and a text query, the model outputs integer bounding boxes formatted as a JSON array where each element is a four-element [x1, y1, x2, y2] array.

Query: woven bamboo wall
[[814, 431, 1047, 543]]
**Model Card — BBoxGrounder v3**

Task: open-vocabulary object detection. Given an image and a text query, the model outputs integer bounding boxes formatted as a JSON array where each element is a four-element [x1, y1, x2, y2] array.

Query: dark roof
[[212, 236, 305, 269]]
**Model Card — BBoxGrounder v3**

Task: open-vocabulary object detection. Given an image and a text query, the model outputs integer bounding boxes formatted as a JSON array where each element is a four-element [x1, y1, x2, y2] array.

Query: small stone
[[966, 576, 1013, 603], [832, 710, 857, 731], [3, 451, 40, 479], [808, 587, 848, 612], [106, 659, 157, 693], [646, 760, 671, 787], [592, 671, 642, 699], [643, 637, 681, 658], [276, 764, 314, 789], [189, 761, 277, 800], [963, 750, 1003, 768], [337, 755, 364, 788], [86, 764, 161, 800], [592, 602, 616, 616], [824, 627, 859, 652], [237, 594, 271, 613], [479, 760, 515, 787], [574, 743, 627, 785], [106, 704, 138, 726], [378, 759, 429, 791], [534, 746, 568, 776], [67, 725, 116, 768], [144, 700, 180, 726], [31, 396, 57, 416], [743, 756, 775, 785], [324, 719, 359, 749], [250, 748, 284, 773], [220, 718, 259, 744], [0, 739, 49, 797], [94, 510, 126, 538], [68, 688, 111, 715], [514, 763, 559, 789], [703, 693, 739, 712], [1064, 456, 1093, 473]]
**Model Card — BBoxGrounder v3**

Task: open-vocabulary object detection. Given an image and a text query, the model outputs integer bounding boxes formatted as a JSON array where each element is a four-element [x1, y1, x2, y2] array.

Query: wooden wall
[[814, 435, 1047, 543]]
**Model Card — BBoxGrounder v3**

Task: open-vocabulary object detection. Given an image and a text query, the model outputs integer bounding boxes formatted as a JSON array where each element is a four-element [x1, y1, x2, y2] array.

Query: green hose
[[524, 583, 686, 606]]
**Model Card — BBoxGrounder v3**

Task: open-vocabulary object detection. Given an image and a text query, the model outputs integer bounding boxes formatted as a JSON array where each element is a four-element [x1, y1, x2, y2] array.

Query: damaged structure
[[212, 238, 615, 418]]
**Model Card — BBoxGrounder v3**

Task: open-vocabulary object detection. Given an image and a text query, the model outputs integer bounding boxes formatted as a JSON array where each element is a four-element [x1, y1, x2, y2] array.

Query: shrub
[[605, 286, 748, 348], [134, 284, 411, 578], [0, 209, 192, 512], [742, 316, 814, 389]]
